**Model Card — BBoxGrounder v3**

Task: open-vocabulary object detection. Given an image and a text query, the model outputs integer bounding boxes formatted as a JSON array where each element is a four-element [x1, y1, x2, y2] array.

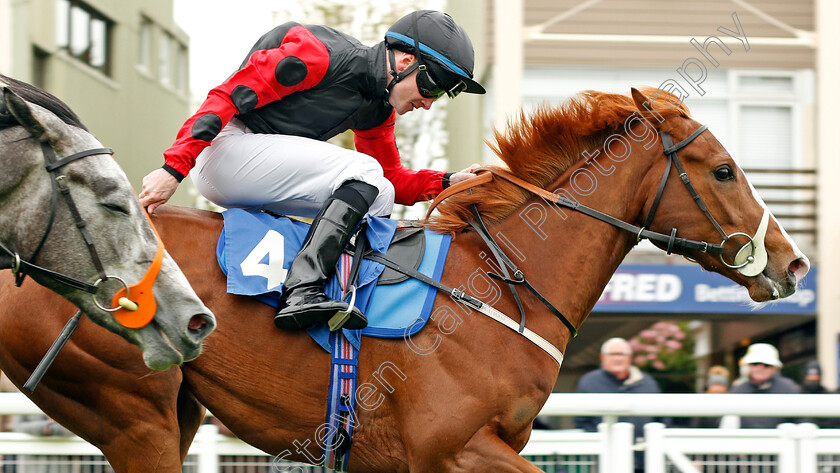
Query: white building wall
[[0, 0, 11, 73], [815, 0, 840, 390]]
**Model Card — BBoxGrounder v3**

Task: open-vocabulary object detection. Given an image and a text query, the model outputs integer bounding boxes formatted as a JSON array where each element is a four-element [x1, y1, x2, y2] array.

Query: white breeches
[[191, 119, 395, 218]]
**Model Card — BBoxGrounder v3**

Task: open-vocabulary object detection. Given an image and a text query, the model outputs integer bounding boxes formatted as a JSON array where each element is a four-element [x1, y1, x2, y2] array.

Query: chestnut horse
[[0, 88, 809, 472], [0, 76, 214, 372]]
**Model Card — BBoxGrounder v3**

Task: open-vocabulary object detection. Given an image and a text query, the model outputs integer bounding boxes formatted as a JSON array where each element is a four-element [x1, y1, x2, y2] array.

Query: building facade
[[444, 0, 838, 390], [0, 0, 195, 206]]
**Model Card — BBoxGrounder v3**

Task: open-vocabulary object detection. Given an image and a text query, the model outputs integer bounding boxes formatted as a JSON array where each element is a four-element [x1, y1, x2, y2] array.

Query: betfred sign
[[595, 265, 817, 314]]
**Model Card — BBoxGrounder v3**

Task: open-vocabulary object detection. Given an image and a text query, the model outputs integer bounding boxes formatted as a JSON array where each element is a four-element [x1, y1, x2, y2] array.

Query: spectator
[[801, 359, 828, 394], [691, 366, 738, 428], [799, 360, 840, 428], [729, 343, 800, 428], [574, 337, 666, 473]]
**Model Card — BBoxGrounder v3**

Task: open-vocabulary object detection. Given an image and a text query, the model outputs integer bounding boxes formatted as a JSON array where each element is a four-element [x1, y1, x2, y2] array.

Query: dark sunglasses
[[749, 362, 774, 368], [416, 64, 467, 99]]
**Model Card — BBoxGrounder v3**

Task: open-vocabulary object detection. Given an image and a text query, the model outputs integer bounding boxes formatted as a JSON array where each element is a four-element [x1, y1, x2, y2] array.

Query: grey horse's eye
[[101, 202, 130, 215]]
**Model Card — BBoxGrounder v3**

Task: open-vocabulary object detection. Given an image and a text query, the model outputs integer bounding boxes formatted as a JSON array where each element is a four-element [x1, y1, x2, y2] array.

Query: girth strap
[[361, 251, 564, 366]]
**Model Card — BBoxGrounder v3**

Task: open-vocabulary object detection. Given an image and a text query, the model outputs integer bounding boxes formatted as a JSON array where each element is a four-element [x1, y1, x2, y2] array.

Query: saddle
[[371, 226, 425, 285], [216, 209, 450, 344]]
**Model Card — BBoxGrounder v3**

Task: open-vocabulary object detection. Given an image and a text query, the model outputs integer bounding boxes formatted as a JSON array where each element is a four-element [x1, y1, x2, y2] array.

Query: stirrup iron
[[328, 285, 357, 332]]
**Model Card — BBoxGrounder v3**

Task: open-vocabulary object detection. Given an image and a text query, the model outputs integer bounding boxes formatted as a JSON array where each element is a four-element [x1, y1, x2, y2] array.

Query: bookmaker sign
[[595, 265, 817, 314]]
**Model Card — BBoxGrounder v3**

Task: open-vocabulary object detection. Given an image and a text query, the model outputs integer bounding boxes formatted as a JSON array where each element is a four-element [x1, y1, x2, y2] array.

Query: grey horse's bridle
[[0, 140, 129, 306]]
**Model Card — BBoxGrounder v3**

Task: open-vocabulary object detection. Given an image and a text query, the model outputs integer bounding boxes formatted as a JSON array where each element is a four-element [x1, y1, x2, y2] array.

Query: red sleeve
[[353, 110, 445, 205], [162, 26, 330, 178]]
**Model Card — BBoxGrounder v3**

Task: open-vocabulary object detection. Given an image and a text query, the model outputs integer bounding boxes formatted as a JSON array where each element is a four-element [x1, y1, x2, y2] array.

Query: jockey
[[138, 10, 485, 331]]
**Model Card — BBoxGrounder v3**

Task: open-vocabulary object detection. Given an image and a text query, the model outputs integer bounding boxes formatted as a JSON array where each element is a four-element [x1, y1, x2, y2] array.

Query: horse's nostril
[[787, 257, 810, 282], [788, 258, 803, 274], [188, 314, 207, 332]]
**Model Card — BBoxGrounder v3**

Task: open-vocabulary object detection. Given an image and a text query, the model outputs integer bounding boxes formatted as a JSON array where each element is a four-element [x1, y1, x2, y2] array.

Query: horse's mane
[[425, 87, 690, 234], [0, 74, 88, 131]]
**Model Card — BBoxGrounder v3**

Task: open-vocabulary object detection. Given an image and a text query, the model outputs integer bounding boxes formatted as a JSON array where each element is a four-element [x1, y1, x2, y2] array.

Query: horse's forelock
[[0, 74, 87, 132], [425, 88, 691, 234]]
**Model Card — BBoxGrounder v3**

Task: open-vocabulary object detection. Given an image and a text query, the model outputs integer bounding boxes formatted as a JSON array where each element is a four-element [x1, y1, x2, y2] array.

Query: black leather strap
[[469, 206, 527, 332], [469, 205, 579, 338], [45, 147, 112, 172], [661, 129, 728, 242], [2, 141, 113, 291], [0, 240, 99, 293]]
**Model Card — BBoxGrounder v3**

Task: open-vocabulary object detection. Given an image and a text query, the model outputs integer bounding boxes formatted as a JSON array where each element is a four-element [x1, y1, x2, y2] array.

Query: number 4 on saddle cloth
[[216, 208, 451, 351], [217, 208, 451, 470]]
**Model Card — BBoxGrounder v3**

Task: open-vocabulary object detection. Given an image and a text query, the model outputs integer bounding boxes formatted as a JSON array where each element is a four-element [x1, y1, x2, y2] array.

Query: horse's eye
[[714, 166, 734, 181], [101, 203, 130, 215]]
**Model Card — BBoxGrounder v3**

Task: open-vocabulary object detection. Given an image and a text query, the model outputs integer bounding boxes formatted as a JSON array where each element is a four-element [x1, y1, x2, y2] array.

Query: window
[[32, 47, 50, 89], [55, 0, 113, 75], [138, 17, 152, 71], [176, 43, 188, 92], [514, 66, 815, 251], [737, 105, 794, 169], [159, 31, 171, 85]]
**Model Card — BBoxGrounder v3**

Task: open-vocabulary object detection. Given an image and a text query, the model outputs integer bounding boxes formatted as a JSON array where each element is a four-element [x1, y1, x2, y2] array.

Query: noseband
[[0, 138, 164, 328]]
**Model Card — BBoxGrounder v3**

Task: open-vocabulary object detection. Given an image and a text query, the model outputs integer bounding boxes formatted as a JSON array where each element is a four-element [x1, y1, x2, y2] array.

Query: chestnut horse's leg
[[407, 426, 545, 473], [452, 427, 545, 473], [175, 384, 205, 463], [0, 276, 190, 473]]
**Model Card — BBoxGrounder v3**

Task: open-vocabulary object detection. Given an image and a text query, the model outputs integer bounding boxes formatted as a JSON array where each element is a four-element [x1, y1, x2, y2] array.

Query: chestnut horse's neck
[[483, 129, 666, 356]]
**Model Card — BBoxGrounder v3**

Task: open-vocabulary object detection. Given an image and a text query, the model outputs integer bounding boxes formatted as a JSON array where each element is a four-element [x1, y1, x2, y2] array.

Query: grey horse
[[0, 75, 215, 370]]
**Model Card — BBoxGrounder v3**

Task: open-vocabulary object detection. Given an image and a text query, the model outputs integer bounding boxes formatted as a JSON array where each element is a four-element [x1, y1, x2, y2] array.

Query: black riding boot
[[274, 181, 377, 331]]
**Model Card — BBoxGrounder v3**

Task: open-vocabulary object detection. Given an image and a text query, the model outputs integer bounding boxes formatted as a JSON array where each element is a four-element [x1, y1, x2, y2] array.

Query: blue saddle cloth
[[216, 209, 450, 351]]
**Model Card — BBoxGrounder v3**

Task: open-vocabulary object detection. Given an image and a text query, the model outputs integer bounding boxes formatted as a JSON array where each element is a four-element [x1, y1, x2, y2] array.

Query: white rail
[[539, 392, 840, 418], [1, 392, 839, 473], [6, 392, 840, 417]]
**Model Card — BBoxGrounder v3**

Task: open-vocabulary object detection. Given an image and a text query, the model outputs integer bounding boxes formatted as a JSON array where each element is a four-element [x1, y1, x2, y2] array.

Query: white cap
[[741, 343, 782, 368]]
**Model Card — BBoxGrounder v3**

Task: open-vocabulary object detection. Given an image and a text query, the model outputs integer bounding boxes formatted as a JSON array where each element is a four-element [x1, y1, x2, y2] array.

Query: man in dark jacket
[[798, 359, 840, 428], [729, 343, 800, 428], [575, 337, 665, 473]]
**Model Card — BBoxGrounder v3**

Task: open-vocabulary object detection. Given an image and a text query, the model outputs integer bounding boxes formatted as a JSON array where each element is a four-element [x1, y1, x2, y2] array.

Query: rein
[[420, 123, 766, 364]]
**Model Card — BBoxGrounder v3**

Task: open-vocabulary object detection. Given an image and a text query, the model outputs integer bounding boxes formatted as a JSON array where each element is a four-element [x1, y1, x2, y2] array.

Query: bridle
[[643, 124, 767, 275], [0, 136, 164, 329], [431, 124, 767, 272], [425, 123, 769, 343]]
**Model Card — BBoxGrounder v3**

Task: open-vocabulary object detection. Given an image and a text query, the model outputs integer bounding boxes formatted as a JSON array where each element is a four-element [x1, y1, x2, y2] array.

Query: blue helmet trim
[[385, 31, 469, 79]]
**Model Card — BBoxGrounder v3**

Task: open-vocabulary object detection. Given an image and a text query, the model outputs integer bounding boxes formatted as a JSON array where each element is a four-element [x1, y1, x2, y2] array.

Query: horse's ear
[[631, 87, 667, 131], [3, 87, 45, 139]]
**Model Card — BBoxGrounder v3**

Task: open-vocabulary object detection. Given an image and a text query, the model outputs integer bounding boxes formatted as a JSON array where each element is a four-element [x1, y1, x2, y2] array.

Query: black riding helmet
[[384, 10, 485, 99]]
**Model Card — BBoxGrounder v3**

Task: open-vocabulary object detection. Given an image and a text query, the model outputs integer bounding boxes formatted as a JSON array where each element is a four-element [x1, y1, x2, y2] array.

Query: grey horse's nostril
[[188, 314, 209, 334]]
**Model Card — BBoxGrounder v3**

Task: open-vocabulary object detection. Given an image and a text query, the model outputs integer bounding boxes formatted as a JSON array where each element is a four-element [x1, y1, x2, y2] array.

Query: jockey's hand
[[138, 168, 180, 213], [449, 163, 482, 185]]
